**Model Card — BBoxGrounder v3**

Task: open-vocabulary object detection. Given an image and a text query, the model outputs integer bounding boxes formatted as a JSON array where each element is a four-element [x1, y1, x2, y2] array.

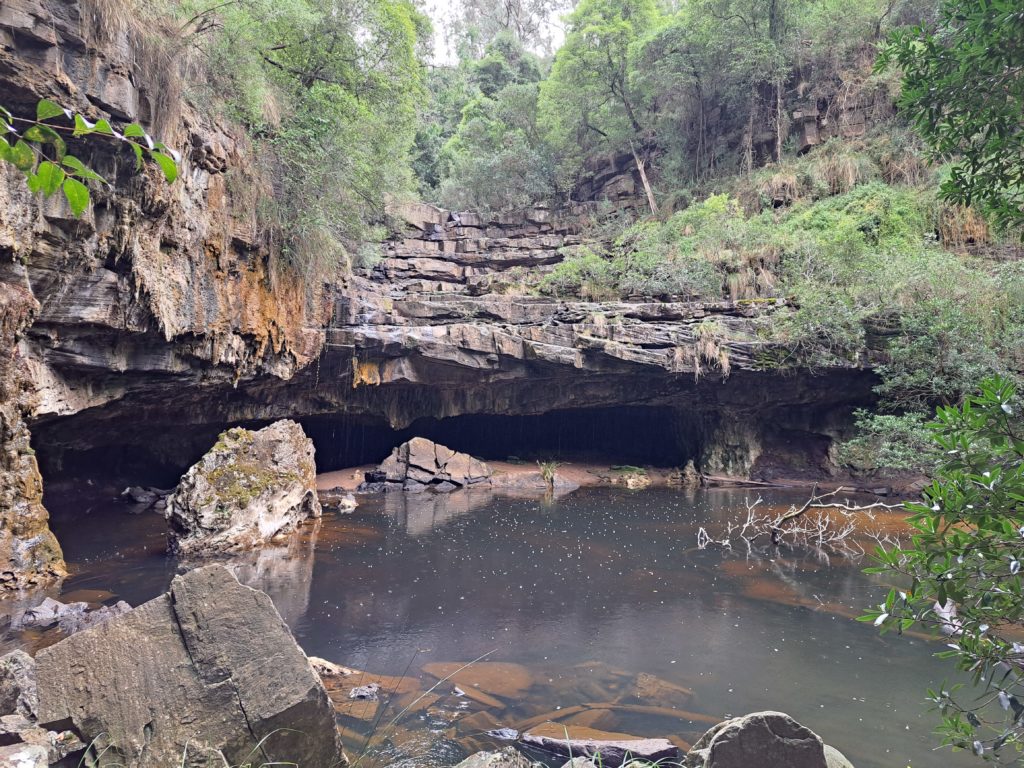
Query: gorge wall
[[0, 0, 879, 590]]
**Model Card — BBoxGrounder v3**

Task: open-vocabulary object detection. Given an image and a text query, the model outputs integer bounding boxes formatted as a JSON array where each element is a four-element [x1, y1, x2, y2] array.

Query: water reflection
[[0, 484, 972, 768]]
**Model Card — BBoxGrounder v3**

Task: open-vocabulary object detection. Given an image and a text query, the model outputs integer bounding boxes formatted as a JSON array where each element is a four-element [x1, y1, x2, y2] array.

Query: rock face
[[362, 437, 492, 492], [685, 711, 828, 768], [0, 650, 37, 719], [35, 565, 344, 767], [0, 283, 64, 589], [0, 0, 328, 587], [166, 421, 321, 555]]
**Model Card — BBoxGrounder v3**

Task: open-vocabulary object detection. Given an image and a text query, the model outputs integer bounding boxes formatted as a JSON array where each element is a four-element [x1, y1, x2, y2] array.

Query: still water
[[2, 484, 970, 767]]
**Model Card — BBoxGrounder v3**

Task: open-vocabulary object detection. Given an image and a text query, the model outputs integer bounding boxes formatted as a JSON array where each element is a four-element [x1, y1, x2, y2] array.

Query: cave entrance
[[303, 405, 698, 473]]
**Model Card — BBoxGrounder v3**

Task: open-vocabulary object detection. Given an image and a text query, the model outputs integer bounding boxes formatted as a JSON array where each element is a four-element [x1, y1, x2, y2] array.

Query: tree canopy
[[878, 0, 1024, 231]]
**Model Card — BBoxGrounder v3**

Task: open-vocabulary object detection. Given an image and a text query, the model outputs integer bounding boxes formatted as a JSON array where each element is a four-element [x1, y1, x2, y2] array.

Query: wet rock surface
[[361, 437, 492, 492], [34, 565, 344, 767], [11, 597, 131, 635], [0, 651, 36, 719], [520, 726, 680, 765], [454, 746, 541, 768], [166, 421, 321, 555]]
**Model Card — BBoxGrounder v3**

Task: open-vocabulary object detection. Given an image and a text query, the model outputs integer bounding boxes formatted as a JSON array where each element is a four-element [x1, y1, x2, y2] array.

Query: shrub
[[837, 410, 937, 473], [865, 377, 1024, 758]]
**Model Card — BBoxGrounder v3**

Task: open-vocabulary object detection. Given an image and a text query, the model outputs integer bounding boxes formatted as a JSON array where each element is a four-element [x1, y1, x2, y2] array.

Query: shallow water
[[2, 484, 970, 767]]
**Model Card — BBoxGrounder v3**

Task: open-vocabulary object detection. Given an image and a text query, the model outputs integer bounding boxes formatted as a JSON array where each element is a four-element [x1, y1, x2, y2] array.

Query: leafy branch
[[0, 99, 180, 216]]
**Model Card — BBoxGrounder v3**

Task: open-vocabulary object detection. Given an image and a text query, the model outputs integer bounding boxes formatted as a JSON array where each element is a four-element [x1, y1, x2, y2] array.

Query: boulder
[[685, 711, 827, 768], [35, 565, 344, 768], [361, 437, 492, 493], [166, 421, 321, 555], [0, 651, 36, 718], [824, 744, 855, 768], [455, 747, 539, 768]]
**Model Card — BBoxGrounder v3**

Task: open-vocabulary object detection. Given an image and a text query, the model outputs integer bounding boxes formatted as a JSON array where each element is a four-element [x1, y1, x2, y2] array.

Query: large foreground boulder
[[166, 420, 321, 554], [361, 437, 491, 492], [685, 711, 829, 768], [35, 565, 344, 767]]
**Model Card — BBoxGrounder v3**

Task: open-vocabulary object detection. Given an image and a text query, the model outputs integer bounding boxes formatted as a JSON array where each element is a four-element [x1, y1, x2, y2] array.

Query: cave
[[302, 405, 700, 472], [31, 403, 701, 491]]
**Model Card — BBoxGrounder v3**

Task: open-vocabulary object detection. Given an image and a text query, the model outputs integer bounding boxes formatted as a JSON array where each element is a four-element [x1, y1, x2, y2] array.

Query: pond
[[1, 483, 970, 768]]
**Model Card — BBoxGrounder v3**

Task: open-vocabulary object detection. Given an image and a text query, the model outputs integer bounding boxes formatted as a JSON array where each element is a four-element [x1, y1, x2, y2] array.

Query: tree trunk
[[742, 87, 756, 175], [632, 147, 659, 215], [775, 77, 784, 162]]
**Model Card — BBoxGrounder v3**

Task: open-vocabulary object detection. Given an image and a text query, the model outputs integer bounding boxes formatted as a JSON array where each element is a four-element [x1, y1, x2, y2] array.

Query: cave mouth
[[32, 405, 700, 490], [303, 405, 698, 473]]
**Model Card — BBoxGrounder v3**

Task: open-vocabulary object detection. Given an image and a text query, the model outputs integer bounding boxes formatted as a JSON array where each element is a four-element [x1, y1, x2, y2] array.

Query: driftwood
[[702, 474, 791, 488]]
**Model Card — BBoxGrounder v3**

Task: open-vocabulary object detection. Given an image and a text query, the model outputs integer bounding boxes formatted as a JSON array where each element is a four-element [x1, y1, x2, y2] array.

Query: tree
[[446, 0, 572, 58], [865, 377, 1024, 759], [0, 100, 178, 216], [181, 0, 430, 270], [877, 0, 1024, 231], [539, 0, 661, 212], [436, 35, 560, 211]]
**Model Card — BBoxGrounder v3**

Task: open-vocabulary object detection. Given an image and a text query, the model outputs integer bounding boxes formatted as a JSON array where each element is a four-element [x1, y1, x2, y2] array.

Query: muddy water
[[2, 484, 969, 768]]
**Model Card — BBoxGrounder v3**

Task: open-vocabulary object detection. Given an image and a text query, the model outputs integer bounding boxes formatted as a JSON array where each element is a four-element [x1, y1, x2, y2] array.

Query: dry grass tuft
[[811, 147, 878, 195], [694, 319, 731, 379], [937, 203, 990, 251]]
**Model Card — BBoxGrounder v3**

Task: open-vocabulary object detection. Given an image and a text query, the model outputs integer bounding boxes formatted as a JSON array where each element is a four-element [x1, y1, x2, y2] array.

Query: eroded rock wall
[[0, 0, 332, 588], [0, 280, 64, 588]]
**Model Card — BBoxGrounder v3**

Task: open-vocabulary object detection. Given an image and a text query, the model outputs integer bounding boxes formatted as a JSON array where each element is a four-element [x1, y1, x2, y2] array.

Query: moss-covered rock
[[166, 420, 320, 555]]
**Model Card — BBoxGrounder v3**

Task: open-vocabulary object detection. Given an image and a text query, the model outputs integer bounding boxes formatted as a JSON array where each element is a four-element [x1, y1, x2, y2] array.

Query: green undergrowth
[[536, 129, 1024, 474]]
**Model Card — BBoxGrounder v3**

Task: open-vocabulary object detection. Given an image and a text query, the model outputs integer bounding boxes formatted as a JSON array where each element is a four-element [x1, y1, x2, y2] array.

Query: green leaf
[[62, 177, 90, 217], [33, 161, 65, 196], [36, 99, 66, 121], [72, 114, 95, 136], [151, 150, 178, 184], [22, 125, 66, 158], [122, 124, 146, 139], [61, 155, 106, 184], [92, 119, 114, 136], [10, 140, 35, 172], [131, 142, 144, 171]]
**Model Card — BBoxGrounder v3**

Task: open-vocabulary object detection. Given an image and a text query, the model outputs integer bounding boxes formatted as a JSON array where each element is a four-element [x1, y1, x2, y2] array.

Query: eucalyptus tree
[[539, 0, 662, 212]]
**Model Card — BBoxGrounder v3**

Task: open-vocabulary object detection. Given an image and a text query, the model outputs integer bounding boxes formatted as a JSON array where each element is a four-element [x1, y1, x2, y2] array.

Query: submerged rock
[[35, 565, 344, 768], [685, 711, 829, 768], [455, 746, 540, 768], [521, 724, 679, 766], [166, 420, 321, 555], [119, 486, 172, 514], [11, 597, 132, 635], [361, 437, 492, 493]]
